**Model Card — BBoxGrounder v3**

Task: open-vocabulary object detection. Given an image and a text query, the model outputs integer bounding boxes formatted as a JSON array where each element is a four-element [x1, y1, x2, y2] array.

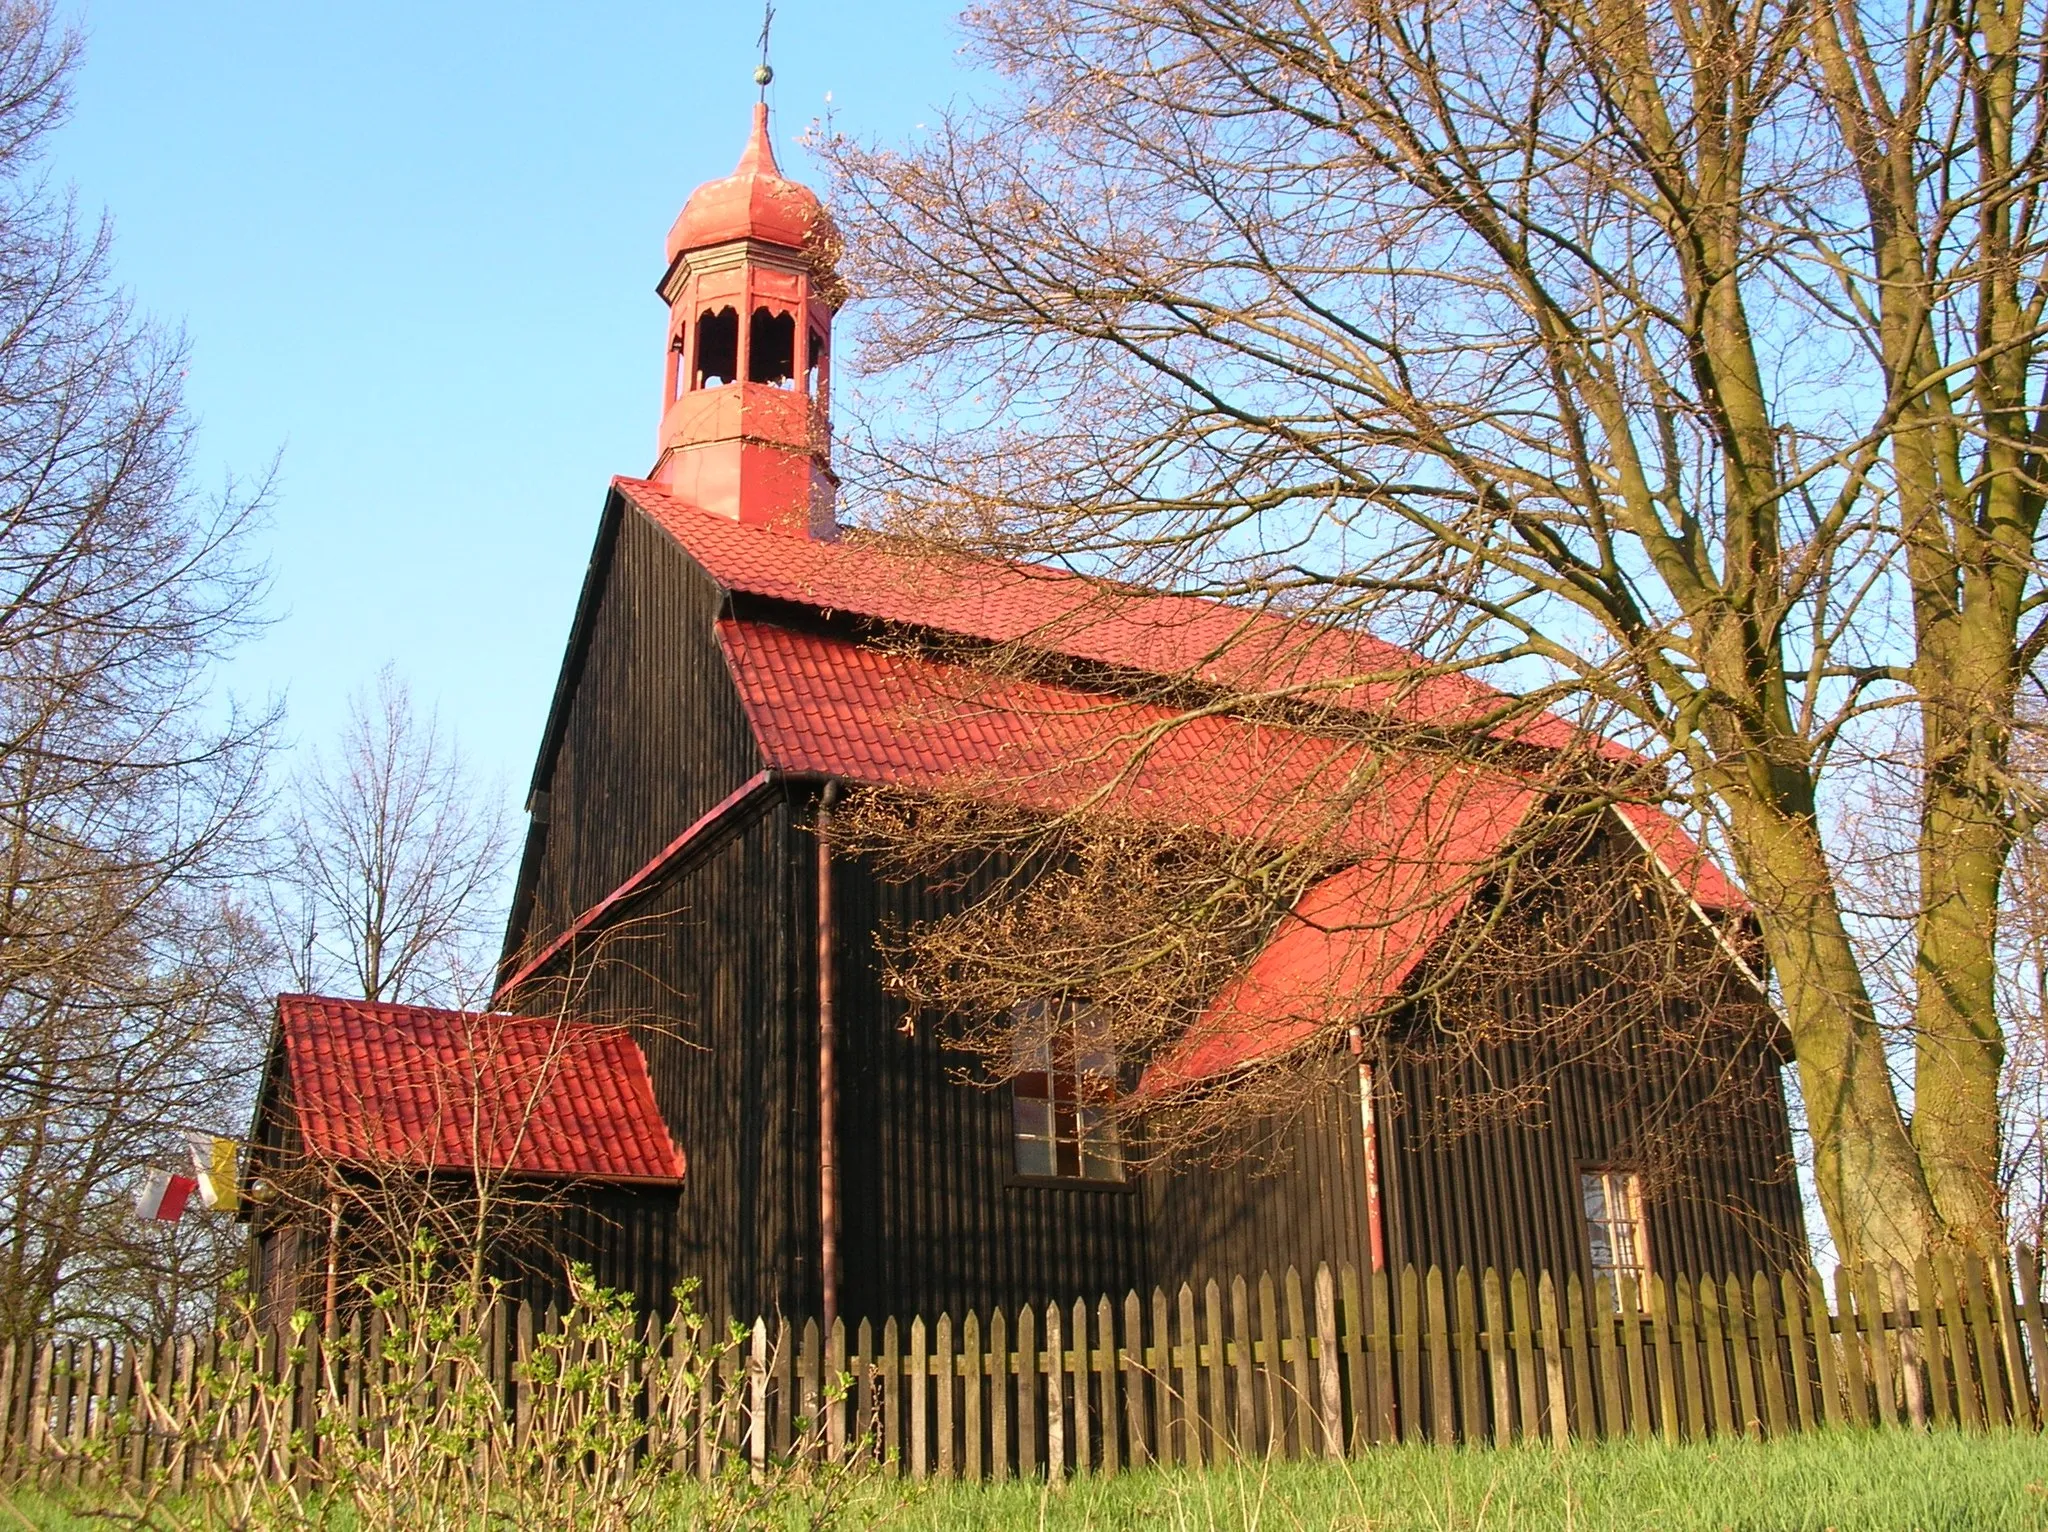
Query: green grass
[[6, 1429, 2047, 1530]]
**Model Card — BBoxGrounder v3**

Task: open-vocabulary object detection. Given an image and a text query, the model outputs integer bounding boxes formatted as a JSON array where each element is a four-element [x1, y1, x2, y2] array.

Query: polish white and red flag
[[133, 1168, 198, 1222]]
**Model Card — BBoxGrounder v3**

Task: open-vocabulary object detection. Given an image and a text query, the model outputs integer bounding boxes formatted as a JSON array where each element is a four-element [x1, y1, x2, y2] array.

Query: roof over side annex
[[272, 995, 685, 1185]]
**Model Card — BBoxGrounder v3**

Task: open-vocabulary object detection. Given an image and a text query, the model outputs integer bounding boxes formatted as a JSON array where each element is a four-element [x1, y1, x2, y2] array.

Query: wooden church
[[246, 104, 1807, 1330]]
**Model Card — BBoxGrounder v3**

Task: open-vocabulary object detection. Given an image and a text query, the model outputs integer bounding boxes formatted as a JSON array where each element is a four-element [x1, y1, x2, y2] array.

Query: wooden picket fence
[[0, 1248, 2042, 1488]]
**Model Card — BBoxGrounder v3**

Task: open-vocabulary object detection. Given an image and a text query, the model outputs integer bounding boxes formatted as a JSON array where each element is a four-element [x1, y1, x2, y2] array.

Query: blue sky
[[50, 0, 970, 806]]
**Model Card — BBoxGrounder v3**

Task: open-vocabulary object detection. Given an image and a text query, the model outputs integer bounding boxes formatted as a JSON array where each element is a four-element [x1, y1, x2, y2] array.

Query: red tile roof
[[275, 995, 684, 1184], [719, 618, 1531, 852], [1612, 801, 1747, 914], [620, 477, 1581, 746], [1138, 774, 1539, 1094]]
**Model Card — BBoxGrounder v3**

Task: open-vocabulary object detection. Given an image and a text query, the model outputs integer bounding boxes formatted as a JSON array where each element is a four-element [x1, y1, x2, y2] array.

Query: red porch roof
[[274, 995, 684, 1185]]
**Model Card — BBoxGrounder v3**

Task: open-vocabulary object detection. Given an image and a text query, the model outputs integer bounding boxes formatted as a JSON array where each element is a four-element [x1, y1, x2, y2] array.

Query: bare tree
[[272, 667, 512, 1009], [0, 1, 278, 1343], [818, 0, 2048, 1264]]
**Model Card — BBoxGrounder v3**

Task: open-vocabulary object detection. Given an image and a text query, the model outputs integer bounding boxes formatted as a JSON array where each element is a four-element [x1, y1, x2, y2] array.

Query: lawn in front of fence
[[5, 1427, 2045, 1530]]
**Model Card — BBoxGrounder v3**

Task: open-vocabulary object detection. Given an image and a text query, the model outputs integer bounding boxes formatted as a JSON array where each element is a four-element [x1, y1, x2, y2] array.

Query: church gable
[[502, 496, 764, 971]]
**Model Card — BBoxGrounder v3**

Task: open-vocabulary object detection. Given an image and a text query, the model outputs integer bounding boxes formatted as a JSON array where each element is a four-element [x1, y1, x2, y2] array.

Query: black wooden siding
[[499, 494, 1809, 1332]]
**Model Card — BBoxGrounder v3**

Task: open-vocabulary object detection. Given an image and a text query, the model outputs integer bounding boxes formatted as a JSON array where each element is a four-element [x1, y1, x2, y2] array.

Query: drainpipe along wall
[[817, 781, 841, 1336]]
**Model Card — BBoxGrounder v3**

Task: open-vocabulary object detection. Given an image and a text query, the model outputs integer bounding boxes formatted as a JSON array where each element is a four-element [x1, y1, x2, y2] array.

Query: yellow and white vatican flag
[[186, 1134, 241, 1212]]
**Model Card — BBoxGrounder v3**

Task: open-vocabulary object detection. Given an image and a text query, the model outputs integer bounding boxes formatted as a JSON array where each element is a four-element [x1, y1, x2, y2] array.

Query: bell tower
[[652, 102, 838, 538]]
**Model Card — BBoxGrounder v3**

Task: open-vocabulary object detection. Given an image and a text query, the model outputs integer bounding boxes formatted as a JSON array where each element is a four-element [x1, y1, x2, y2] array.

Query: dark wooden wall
[[501, 493, 1808, 1334], [1375, 830, 1807, 1286]]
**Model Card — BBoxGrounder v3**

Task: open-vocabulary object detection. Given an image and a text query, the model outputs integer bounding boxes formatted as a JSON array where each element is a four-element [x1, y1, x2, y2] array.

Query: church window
[[1010, 997, 1122, 1182], [695, 306, 739, 387], [1582, 1168, 1649, 1298], [748, 306, 796, 386]]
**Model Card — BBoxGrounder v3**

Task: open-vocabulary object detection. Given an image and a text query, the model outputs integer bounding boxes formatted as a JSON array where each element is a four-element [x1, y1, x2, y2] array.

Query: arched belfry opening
[[696, 306, 740, 388], [749, 307, 796, 387]]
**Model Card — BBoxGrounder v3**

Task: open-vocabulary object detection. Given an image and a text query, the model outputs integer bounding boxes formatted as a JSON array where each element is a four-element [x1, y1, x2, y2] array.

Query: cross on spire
[[754, 3, 776, 96]]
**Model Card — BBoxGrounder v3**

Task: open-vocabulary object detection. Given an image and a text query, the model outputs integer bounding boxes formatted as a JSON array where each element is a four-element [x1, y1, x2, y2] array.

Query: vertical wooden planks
[[1258, 1272, 1284, 1457], [1964, 1256, 2008, 1427], [1890, 1266, 1926, 1430], [1149, 1287, 1173, 1468], [2018, 1245, 2047, 1427], [1723, 1277, 1760, 1438], [882, 1317, 903, 1474], [1647, 1273, 1678, 1445]]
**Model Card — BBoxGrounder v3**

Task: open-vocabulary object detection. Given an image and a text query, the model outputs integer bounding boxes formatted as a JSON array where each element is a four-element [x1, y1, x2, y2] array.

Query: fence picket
[[1118, 1293, 1144, 1470], [909, 1317, 928, 1481], [1177, 1282, 1202, 1467], [937, 1313, 956, 1480], [1482, 1267, 1512, 1447], [1074, 1297, 1094, 1475], [1992, 1253, 2035, 1431], [1230, 1275, 1256, 1452], [1933, 1254, 1982, 1430], [2019, 1245, 2048, 1425], [1285, 1267, 1315, 1461], [1149, 1286, 1171, 1467], [1510, 1268, 1541, 1445], [1566, 1274, 1596, 1435], [1019, 1300, 1040, 1478], [1340, 1263, 1368, 1451], [1455, 1267, 1485, 1446], [1315, 1265, 1343, 1458], [1965, 1255, 2008, 1427], [1592, 1278, 1623, 1438], [1368, 1266, 1397, 1444], [1754, 1272, 1787, 1438], [1097, 1296, 1121, 1475], [989, 1309, 1009, 1479], [1043, 1303, 1063, 1482], [8, 1250, 2042, 1493], [1537, 1271, 1569, 1446], [1425, 1266, 1454, 1446]]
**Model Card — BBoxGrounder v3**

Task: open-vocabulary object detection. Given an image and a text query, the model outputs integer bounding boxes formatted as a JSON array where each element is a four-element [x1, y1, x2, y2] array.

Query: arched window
[[748, 306, 796, 387], [695, 306, 739, 388]]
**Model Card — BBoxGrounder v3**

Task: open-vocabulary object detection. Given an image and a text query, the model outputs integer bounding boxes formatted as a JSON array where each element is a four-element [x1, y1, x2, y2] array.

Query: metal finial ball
[[754, 64, 774, 86]]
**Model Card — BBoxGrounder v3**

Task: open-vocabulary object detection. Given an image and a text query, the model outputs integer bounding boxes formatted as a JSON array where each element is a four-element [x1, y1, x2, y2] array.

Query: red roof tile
[[621, 477, 1579, 745], [275, 995, 684, 1184]]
